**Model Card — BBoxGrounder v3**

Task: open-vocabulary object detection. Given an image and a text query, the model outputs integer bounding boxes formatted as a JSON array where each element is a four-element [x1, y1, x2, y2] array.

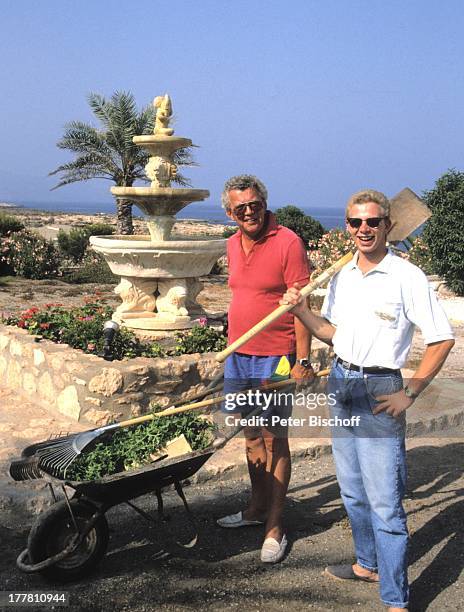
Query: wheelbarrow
[[15, 436, 226, 582], [12, 373, 328, 583]]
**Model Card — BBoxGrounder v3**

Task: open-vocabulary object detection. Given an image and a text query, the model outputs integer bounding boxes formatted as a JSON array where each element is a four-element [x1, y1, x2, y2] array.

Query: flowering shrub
[[1, 302, 227, 358], [1, 230, 60, 279], [1, 300, 164, 360], [0, 213, 25, 275], [174, 320, 227, 355], [308, 229, 355, 277], [404, 236, 435, 275]]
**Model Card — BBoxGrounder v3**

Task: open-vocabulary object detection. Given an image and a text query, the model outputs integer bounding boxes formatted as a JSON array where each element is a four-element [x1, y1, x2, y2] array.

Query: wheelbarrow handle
[[117, 369, 330, 426], [215, 251, 354, 363]]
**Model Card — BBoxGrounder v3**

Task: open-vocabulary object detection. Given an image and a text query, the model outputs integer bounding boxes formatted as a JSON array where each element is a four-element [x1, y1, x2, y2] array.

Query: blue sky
[[1, 0, 463, 213]]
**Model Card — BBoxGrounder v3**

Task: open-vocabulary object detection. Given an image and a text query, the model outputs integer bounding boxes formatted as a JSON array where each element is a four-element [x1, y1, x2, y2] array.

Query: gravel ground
[[0, 438, 462, 611]]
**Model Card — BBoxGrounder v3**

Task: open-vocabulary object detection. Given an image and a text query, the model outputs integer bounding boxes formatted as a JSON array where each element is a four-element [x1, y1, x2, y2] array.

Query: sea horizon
[[2, 199, 346, 230]]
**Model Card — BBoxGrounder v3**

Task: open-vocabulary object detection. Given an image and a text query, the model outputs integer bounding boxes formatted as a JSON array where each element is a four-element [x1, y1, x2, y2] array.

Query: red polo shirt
[[227, 212, 311, 356]]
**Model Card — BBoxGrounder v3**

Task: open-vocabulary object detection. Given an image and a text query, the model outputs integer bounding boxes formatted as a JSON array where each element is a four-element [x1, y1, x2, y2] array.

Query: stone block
[[38, 371, 56, 404], [125, 376, 151, 392], [84, 408, 114, 426], [88, 368, 124, 397], [23, 372, 37, 394], [84, 397, 103, 407], [9, 339, 23, 357], [115, 392, 145, 405], [0, 334, 10, 350], [6, 360, 22, 389], [0, 355, 7, 377], [33, 349, 46, 367], [50, 355, 65, 371], [57, 386, 82, 421]]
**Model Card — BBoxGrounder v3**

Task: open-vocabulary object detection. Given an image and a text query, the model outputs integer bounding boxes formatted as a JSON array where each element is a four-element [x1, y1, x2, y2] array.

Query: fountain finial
[[153, 94, 174, 136]]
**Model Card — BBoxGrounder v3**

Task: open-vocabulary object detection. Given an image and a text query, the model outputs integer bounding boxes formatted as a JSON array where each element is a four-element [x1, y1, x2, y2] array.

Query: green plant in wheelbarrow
[[67, 412, 216, 481]]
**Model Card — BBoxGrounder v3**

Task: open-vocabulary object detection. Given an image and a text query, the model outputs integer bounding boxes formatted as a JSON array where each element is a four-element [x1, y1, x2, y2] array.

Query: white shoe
[[216, 511, 264, 528], [260, 534, 288, 563]]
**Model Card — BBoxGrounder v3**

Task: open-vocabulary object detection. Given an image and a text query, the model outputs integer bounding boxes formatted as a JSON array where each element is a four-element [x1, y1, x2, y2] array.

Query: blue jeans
[[328, 359, 409, 608]]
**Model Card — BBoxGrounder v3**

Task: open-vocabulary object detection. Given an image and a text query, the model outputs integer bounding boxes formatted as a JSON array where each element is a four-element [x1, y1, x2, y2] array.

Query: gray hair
[[221, 174, 268, 210], [346, 189, 391, 218]]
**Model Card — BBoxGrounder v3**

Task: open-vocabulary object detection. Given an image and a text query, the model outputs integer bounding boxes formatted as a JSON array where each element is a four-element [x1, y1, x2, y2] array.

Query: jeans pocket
[[363, 374, 403, 416]]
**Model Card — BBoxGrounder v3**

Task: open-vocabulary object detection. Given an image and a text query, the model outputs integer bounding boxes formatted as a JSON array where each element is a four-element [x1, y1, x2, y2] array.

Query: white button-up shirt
[[321, 250, 454, 369]]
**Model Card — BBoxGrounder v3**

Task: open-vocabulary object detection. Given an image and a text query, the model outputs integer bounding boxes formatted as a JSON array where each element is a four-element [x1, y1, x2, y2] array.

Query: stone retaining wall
[[0, 324, 332, 426], [0, 324, 224, 426]]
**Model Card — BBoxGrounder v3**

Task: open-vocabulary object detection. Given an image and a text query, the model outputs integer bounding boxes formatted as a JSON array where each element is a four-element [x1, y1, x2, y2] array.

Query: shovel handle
[[117, 368, 330, 426], [216, 251, 354, 363]]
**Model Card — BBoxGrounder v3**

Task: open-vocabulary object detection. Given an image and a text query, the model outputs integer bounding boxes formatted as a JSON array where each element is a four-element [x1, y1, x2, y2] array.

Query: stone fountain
[[90, 94, 226, 332]]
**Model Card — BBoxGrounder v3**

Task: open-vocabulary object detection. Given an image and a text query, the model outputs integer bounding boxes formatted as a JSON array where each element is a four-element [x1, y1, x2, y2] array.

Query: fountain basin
[[90, 235, 226, 278], [111, 187, 209, 216]]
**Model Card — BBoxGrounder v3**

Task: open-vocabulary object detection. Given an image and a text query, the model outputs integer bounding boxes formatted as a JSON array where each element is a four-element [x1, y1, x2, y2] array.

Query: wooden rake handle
[[216, 251, 354, 363], [117, 369, 330, 426]]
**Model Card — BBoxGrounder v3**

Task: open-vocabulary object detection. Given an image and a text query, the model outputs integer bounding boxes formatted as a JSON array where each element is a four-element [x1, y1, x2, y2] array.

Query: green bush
[[64, 250, 118, 284], [174, 322, 227, 354], [57, 223, 114, 263], [1, 230, 60, 279], [0, 213, 25, 275], [422, 169, 464, 295], [0, 212, 24, 236], [275, 205, 325, 245], [223, 226, 238, 238]]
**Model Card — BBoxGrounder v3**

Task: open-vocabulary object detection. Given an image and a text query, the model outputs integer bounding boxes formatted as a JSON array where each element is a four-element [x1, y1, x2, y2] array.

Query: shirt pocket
[[373, 302, 402, 329]]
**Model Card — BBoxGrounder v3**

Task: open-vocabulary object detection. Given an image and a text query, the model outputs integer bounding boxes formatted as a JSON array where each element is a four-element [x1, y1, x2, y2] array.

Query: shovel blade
[[388, 187, 431, 242]]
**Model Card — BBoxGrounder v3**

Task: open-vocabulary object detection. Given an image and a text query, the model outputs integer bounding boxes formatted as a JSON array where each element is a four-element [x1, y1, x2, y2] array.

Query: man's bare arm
[[374, 338, 455, 417], [281, 287, 335, 345]]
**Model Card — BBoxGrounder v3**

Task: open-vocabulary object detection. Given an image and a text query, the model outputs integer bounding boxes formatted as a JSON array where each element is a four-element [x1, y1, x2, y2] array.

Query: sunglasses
[[346, 217, 386, 229], [230, 200, 265, 219]]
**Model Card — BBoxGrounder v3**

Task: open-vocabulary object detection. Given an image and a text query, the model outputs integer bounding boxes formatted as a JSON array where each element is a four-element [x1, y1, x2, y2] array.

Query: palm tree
[[50, 91, 192, 234]]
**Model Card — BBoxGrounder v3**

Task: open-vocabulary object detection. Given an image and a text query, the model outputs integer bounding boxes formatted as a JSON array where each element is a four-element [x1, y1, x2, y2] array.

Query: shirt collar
[[348, 248, 394, 274]]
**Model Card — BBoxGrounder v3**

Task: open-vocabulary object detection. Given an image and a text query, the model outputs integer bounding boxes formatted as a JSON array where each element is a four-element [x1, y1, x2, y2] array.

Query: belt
[[334, 356, 400, 375]]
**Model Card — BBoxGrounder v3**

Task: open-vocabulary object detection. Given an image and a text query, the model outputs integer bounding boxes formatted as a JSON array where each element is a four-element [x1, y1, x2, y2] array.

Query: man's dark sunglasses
[[231, 200, 265, 218], [346, 216, 386, 229]]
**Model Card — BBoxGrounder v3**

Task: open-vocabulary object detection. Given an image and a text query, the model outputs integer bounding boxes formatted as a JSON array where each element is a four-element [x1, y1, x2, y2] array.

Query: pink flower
[[87, 343, 96, 351], [197, 317, 208, 326]]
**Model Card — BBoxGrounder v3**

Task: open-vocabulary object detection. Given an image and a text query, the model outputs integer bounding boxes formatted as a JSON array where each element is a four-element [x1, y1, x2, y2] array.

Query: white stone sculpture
[[90, 94, 226, 332]]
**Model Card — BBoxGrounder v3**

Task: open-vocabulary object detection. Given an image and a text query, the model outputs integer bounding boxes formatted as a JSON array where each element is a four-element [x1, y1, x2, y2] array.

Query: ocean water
[[15, 200, 346, 230]]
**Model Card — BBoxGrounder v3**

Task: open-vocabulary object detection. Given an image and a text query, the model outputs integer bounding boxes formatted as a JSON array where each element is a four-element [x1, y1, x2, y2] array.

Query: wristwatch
[[297, 358, 313, 368], [404, 386, 419, 401]]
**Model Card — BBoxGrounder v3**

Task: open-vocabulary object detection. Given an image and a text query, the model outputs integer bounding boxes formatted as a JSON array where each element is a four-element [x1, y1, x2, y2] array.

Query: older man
[[281, 189, 454, 611], [217, 175, 313, 563]]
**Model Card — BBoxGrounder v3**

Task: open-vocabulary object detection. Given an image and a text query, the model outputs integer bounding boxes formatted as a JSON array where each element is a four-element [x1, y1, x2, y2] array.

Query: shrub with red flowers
[[1, 300, 164, 360], [403, 236, 435, 275], [308, 228, 355, 278], [1, 230, 60, 279]]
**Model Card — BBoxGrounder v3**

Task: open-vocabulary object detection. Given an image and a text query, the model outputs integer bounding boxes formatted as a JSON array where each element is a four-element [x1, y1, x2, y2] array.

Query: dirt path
[[0, 438, 462, 611]]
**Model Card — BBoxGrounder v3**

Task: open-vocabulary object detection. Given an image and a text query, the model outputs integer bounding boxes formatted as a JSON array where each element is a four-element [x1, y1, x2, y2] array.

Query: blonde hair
[[346, 189, 391, 218]]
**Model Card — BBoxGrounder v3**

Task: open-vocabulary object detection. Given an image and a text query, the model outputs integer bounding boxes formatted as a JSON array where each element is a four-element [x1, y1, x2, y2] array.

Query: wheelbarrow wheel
[[27, 499, 109, 582]]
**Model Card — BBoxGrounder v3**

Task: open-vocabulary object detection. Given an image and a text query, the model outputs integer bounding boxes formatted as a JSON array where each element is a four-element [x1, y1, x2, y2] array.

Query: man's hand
[[290, 362, 315, 383], [280, 284, 309, 319], [373, 389, 415, 418]]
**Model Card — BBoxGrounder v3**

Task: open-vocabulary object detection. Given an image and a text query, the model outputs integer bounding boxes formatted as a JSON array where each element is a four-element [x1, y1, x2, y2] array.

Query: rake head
[[9, 427, 116, 481]]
